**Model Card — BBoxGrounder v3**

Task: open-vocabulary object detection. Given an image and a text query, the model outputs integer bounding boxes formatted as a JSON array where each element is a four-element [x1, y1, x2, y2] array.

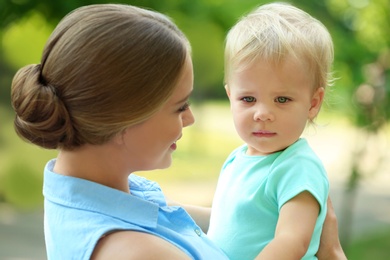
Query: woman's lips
[[170, 142, 177, 150], [171, 135, 182, 150]]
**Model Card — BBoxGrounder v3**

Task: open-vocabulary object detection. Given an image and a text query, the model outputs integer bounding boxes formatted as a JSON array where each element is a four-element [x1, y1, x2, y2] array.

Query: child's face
[[226, 57, 324, 156]]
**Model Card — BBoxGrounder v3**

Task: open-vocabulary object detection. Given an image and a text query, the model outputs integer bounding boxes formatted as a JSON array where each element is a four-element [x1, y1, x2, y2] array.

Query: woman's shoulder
[[91, 230, 191, 260]]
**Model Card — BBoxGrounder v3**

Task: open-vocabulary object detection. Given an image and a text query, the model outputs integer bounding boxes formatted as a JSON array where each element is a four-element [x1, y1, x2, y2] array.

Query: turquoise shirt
[[43, 160, 227, 260], [208, 138, 329, 260]]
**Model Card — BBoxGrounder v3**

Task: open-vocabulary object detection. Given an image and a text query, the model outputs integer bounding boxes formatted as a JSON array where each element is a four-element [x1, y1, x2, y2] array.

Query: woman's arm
[[316, 197, 347, 260], [91, 231, 191, 260]]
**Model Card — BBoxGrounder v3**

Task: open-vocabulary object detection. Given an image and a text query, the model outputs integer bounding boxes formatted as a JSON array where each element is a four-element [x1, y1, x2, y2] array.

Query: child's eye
[[275, 97, 291, 103], [178, 101, 191, 112], [241, 96, 256, 103]]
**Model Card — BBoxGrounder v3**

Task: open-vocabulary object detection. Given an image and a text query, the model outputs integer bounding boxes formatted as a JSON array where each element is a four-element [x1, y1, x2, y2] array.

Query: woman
[[11, 4, 346, 259]]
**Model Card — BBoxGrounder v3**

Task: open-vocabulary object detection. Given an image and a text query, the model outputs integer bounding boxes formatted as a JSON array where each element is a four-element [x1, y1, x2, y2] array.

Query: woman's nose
[[183, 108, 195, 127]]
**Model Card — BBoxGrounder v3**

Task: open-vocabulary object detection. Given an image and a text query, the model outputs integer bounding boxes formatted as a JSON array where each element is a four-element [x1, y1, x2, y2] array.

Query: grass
[[346, 228, 390, 260]]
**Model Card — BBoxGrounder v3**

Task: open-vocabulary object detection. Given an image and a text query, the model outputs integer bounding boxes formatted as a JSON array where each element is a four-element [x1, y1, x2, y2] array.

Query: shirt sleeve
[[265, 143, 329, 213]]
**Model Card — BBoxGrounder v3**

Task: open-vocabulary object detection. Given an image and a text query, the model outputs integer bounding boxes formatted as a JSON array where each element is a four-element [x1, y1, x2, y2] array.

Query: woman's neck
[[54, 143, 131, 193]]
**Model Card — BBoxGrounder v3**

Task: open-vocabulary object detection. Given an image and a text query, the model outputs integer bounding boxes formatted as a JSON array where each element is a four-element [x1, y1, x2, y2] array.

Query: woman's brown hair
[[11, 4, 190, 150]]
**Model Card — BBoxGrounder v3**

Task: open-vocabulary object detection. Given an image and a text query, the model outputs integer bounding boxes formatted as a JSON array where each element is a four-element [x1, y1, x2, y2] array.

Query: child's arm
[[180, 204, 211, 233], [166, 197, 211, 233], [255, 191, 319, 260]]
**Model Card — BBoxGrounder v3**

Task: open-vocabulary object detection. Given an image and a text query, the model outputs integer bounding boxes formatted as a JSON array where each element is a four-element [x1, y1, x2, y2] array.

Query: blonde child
[[208, 3, 336, 259]]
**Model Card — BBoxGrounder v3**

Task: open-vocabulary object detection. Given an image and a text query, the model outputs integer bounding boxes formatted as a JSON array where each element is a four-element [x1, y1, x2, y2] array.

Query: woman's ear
[[308, 87, 325, 120], [112, 129, 127, 146]]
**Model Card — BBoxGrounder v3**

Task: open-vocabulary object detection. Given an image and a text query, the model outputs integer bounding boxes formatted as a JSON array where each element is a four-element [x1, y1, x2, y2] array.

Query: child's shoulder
[[277, 138, 321, 164], [221, 144, 247, 167], [284, 138, 313, 154], [271, 138, 328, 181], [227, 143, 247, 158]]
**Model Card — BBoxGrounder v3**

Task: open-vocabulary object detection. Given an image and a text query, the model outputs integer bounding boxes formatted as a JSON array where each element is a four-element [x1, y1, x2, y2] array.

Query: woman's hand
[[317, 197, 347, 260]]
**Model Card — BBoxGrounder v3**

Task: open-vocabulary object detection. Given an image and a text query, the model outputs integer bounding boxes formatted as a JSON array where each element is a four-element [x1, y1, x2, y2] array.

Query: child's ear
[[308, 87, 325, 119], [225, 84, 231, 98]]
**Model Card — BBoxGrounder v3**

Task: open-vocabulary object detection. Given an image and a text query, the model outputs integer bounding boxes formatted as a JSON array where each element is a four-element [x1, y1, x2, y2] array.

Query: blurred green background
[[0, 0, 389, 259]]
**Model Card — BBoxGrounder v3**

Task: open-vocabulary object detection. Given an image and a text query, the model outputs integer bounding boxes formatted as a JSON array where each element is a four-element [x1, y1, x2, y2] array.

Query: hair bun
[[11, 64, 74, 149]]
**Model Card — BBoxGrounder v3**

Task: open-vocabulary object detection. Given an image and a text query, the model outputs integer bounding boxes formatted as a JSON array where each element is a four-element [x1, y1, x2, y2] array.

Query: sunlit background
[[0, 0, 389, 259]]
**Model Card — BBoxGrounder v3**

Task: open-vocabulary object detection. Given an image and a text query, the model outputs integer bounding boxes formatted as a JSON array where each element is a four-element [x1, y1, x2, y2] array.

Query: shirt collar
[[43, 159, 159, 228]]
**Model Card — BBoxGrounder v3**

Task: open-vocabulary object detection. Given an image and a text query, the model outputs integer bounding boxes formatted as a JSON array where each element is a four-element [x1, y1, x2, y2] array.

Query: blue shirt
[[43, 159, 227, 260], [208, 138, 329, 260]]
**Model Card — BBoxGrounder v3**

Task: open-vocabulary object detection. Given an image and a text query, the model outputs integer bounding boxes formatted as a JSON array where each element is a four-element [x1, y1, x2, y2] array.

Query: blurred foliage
[[2, 12, 53, 69], [0, 0, 388, 114], [0, 0, 267, 101], [0, 162, 43, 208], [0, 108, 56, 208]]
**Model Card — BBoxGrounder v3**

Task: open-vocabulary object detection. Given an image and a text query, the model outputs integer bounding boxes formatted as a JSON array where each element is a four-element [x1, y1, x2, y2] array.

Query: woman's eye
[[179, 101, 191, 112], [242, 96, 256, 103], [275, 97, 290, 103]]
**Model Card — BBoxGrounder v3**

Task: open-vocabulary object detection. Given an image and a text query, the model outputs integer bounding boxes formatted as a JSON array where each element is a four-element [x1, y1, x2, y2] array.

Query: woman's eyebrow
[[175, 92, 192, 105]]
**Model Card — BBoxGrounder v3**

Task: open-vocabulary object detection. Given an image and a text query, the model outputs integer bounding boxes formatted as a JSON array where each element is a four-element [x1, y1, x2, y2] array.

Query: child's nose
[[253, 104, 274, 122]]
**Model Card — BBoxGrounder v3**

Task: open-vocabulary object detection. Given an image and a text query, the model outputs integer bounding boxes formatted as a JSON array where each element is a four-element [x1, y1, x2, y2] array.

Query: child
[[207, 2, 335, 259]]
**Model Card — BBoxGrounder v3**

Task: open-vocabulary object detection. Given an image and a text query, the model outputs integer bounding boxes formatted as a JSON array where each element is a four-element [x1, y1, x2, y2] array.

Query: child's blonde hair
[[225, 2, 334, 90]]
